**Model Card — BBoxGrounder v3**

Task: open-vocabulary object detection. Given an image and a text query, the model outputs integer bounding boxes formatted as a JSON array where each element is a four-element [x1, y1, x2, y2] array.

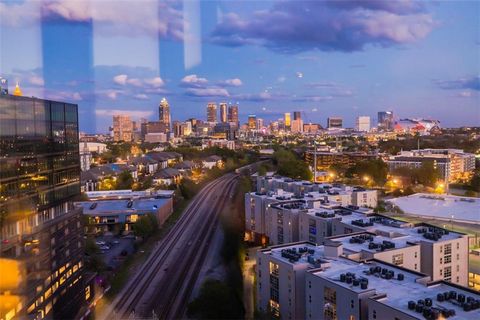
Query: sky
[[1, 0, 479, 133]]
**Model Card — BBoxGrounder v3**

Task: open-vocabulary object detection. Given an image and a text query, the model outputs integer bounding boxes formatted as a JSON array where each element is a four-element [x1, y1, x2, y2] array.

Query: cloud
[[134, 93, 149, 100], [293, 95, 334, 102], [144, 77, 164, 88], [277, 76, 287, 83], [95, 109, 153, 119], [218, 78, 243, 87], [1, 0, 183, 40], [185, 87, 230, 97], [105, 90, 122, 100], [233, 92, 279, 102], [126, 78, 142, 87], [434, 76, 480, 91], [28, 75, 44, 86], [211, 1, 435, 53], [113, 74, 128, 85], [181, 74, 209, 88], [306, 82, 338, 89]]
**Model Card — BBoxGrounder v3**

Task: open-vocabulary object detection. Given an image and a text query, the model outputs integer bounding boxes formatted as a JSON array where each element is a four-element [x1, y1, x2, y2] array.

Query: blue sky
[[1, 0, 479, 133]]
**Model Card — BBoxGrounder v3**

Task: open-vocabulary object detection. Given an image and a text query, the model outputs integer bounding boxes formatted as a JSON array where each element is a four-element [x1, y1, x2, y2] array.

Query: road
[[97, 172, 239, 319]]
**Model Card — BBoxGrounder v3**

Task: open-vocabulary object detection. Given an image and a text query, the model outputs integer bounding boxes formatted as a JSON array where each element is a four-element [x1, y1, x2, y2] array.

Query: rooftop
[[76, 197, 169, 215], [262, 242, 330, 268], [329, 232, 416, 254], [388, 193, 480, 224], [311, 259, 480, 319]]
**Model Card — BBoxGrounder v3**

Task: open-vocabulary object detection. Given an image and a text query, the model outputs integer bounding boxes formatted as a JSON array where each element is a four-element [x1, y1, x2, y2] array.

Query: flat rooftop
[[261, 242, 329, 268], [388, 193, 480, 224], [77, 197, 170, 215], [331, 232, 416, 254], [311, 259, 480, 319]]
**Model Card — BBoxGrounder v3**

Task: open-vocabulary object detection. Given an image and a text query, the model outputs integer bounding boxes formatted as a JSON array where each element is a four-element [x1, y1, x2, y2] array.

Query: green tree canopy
[[115, 170, 134, 190]]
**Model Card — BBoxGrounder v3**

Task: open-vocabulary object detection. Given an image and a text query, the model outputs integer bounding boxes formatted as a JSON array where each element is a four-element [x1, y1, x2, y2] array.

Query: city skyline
[[0, 0, 479, 133]]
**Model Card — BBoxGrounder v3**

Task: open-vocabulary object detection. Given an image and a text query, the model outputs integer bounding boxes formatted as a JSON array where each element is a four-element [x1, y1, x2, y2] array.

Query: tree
[[273, 149, 312, 180], [115, 170, 134, 190], [347, 159, 388, 186], [187, 279, 244, 319], [415, 161, 440, 187], [133, 214, 158, 239]]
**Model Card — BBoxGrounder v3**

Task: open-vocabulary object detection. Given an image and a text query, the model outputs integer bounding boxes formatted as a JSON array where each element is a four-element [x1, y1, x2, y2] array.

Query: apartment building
[[306, 258, 479, 320], [387, 149, 476, 183], [256, 242, 479, 320]]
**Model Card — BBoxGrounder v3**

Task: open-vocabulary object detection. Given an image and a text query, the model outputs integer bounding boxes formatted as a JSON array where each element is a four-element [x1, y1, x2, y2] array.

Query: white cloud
[[219, 78, 243, 87], [186, 87, 230, 97], [134, 93, 149, 100], [144, 77, 164, 88], [29, 75, 44, 86], [113, 74, 128, 85], [181, 74, 209, 87], [126, 78, 142, 87]]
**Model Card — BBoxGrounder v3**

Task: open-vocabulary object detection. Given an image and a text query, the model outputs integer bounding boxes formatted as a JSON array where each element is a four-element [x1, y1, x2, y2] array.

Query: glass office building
[[0, 95, 87, 319]]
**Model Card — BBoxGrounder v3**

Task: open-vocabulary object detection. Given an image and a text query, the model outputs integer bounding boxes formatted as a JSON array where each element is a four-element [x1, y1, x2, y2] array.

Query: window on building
[[392, 253, 404, 266]]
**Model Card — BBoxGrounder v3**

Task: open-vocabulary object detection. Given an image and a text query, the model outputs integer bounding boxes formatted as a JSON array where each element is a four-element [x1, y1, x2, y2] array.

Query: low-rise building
[[202, 155, 223, 169], [76, 197, 173, 233]]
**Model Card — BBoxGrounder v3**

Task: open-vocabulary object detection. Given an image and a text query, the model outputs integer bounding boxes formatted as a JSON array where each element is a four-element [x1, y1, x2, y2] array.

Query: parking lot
[[95, 234, 135, 269]]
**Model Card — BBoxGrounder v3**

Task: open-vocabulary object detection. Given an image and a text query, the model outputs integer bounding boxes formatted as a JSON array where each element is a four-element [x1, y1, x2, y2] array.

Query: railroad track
[[99, 173, 237, 319], [153, 175, 239, 319]]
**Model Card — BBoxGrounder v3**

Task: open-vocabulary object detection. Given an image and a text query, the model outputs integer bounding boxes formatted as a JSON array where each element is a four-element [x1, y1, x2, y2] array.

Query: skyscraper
[[159, 97, 171, 132], [292, 111, 303, 133], [0, 94, 88, 319], [293, 111, 301, 120], [248, 115, 257, 130], [327, 117, 343, 128], [378, 111, 394, 131], [113, 115, 133, 142], [219, 102, 228, 123], [228, 105, 239, 125], [284, 113, 291, 129], [207, 103, 217, 123], [356, 116, 371, 132]]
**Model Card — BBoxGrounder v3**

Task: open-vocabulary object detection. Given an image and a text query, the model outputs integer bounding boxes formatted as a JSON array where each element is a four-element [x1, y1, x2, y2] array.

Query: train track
[[99, 173, 237, 319], [153, 175, 239, 319]]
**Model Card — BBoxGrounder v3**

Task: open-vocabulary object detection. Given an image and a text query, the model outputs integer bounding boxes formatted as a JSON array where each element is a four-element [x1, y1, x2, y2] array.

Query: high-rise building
[[327, 117, 343, 128], [113, 115, 133, 142], [293, 111, 301, 120], [159, 97, 171, 132], [207, 103, 217, 123], [256, 118, 264, 130], [356, 116, 371, 132], [0, 94, 89, 319], [284, 113, 291, 129], [378, 111, 394, 131], [248, 115, 257, 130], [228, 105, 239, 125], [219, 102, 228, 123]]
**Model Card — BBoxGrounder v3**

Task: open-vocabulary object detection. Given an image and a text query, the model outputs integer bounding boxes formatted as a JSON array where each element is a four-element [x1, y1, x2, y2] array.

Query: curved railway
[[98, 172, 239, 319]]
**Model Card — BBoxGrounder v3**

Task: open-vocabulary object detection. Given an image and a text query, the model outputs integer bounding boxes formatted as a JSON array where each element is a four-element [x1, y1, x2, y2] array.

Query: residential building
[[0, 94, 89, 319], [387, 149, 476, 182], [141, 121, 168, 138], [327, 117, 343, 128], [303, 123, 321, 133], [305, 150, 379, 171], [256, 241, 478, 320], [292, 113, 304, 133], [356, 116, 371, 132], [207, 102, 217, 123], [113, 115, 133, 142], [158, 97, 171, 132], [202, 155, 223, 169]]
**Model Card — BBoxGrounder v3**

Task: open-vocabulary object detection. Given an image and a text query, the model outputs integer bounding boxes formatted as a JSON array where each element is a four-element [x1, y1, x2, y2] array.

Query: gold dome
[[13, 82, 22, 96]]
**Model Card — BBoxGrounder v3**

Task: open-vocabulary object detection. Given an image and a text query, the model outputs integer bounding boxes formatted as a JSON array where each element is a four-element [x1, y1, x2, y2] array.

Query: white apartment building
[[256, 242, 479, 320], [329, 213, 470, 286], [306, 258, 479, 320]]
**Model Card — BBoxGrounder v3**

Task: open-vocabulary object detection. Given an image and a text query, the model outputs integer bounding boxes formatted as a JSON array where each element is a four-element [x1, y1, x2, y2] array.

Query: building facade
[[158, 97, 171, 132], [228, 105, 239, 126], [113, 115, 133, 142], [378, 111, 394, 131], [327, 117, 343, 128], [356, 116, 371, 132], [219, 102, 227, 123], [0, 95, 88, 320], [207, 102, 217, 123]]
